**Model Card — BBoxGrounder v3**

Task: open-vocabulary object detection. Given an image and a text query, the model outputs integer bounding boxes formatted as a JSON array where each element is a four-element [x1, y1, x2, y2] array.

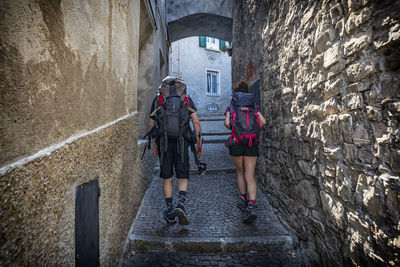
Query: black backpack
[[228, 92, 260, 147], [153, 76, 190, 159], [155, 76, 190, 138]]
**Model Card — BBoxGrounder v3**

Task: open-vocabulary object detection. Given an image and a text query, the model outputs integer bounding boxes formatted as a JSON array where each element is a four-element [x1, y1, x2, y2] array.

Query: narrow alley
[[124, 115, 302, 266], [1, 0, 399, 266]]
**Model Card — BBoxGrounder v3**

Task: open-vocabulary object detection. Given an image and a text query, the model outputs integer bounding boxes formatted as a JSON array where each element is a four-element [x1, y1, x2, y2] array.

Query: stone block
[[302, 143, 314, 161], [323, 43, 341, 69], [348, 82, 369, 93], [358, 147, 374, 164], [283, 123, 295, 138], [315, 26, 336, 54], [284, 138, 302, 156], [325, 169, 336, 178], [344, 143, 357, 162], [329, 4, 343, 26], [336, 164, 352, 202], [296, 179, 318, 208], [343, 33, 372, 58], [384, 187, 400, 219], [371, 123, 388, 142], [319, 175, 336, 193], [327, 62, 346, 80], [324, 76, 345, 99], [347, 211, 370, 236], [312, 54, 324, 71], [339, 114, 353, 143], [320, 191, 345, 229], [345, 7, 372, 34], [354, 174, 384, 218], [321, 97, 341, 115], [348, 0, 370, 12], [374, 23, 400, 50], [298, 160, 317, 177], [390, 150, 400, 173], [324, 146, 343, 161], [380, 74, 400, 99], [321, 115, 340, 145], [301, 6, 315, 27], [335, 19, 345, 37], [387, 102, 400, 117], [386, 47, 400, 70], [352, 123, 370, 145], [346, 60, 377, 83], [343, 93, 363, 111], [306, 121, 320, 140], [366, 105, 381, 121]]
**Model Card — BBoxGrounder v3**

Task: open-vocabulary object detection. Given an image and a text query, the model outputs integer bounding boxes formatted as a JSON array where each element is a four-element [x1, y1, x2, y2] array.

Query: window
[[206, 70, 219, 96], [206, 37, 219, 50], [199, 36, 229, 51]]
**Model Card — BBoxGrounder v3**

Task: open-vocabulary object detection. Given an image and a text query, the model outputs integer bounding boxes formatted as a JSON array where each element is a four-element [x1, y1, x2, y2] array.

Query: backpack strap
[[158, 92, 164, 106]]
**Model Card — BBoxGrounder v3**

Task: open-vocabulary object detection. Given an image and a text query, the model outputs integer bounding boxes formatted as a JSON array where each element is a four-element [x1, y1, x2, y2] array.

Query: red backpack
[[228, 92, 261, 147]]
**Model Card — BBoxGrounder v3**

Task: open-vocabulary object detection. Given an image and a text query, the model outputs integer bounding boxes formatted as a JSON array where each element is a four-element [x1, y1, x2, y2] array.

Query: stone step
[[202, 132, 230, 136], [126, 173, 298, 259], [202, 138, 226, 144], [124, 248, 301, 266], [189, 167, 236, 175], [128, 234, 294, 253], [198, 115, 225, 121]]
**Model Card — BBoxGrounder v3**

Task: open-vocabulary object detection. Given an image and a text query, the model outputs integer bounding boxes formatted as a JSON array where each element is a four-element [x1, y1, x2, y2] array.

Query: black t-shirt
[[149, 95, 197, 116]]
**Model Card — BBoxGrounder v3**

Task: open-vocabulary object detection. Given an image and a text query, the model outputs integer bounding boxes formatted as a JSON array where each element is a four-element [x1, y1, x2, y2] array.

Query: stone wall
[[0, 0, 158, 265], [232, 0, 399, 265]]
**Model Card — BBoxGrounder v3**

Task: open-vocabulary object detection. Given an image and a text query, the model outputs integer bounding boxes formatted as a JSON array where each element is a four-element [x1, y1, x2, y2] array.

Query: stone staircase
[[189, 115, 235, 174], [122, 115, 303, 266]]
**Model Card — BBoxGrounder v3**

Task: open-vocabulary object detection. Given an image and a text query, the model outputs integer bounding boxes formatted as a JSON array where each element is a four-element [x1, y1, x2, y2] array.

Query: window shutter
[[199, 36, 206, 47], [219, 40, 225, 50]]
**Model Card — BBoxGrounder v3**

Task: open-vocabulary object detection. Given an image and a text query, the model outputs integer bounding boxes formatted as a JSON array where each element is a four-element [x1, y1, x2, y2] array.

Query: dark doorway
[[75, 179, 100, 267], [250, 79, 261, 109]]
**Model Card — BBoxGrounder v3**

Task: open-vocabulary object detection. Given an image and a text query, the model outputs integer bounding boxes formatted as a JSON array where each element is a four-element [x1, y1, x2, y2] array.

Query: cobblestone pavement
[[125, 250, 299, 266], [125, 118, 302, 266], [189, 143, 232, 170]]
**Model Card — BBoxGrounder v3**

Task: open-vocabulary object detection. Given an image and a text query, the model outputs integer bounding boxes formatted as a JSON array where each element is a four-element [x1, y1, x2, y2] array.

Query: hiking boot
[[237, 198, 248, 212], [174, 204, 190, 225], [243, 203, 257, 224], [163, 209, 176, 224]]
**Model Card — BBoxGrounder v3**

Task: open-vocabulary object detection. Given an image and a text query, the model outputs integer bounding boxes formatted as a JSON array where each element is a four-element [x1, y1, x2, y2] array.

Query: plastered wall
[[0, 0, 154, 265]]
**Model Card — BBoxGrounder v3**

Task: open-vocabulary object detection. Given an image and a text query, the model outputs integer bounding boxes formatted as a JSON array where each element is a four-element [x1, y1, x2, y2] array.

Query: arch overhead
[[167, 0, 233, 42]]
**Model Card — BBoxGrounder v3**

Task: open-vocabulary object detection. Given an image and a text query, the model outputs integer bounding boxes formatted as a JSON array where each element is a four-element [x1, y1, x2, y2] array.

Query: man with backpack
[[148, 76, 203, 225], [224, 81, 267, 223]]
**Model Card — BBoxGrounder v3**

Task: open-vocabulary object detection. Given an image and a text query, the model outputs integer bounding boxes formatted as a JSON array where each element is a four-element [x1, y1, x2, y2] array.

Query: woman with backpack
[[224, 81, 267, 223]]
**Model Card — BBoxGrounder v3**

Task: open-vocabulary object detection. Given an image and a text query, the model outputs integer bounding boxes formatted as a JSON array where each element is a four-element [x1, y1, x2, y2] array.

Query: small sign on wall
[[207, 103, 219, 113]]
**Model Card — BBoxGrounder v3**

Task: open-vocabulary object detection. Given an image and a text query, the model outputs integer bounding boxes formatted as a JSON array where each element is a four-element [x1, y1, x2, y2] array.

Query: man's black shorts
[[228, 143, 259, 157], [158, 138, 190, 179]]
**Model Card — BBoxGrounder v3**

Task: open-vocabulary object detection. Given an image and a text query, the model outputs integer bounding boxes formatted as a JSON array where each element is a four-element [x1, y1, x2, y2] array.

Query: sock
[[250, 200, 256, 206], [165, 197, 173, 210], [241, 193, 248, 202], [178, 191, 187, 206]]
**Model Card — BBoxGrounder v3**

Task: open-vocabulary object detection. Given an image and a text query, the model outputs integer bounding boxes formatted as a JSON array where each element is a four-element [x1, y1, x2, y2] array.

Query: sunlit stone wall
[[232, 0, 399, 265]]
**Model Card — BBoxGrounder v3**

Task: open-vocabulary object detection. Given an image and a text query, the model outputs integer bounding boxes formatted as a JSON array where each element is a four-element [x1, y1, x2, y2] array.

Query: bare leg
[[163, 178, 173, 198], [231, 156, 246, 195], [244, 156, 258, 201], [177, 178, 188, 192]]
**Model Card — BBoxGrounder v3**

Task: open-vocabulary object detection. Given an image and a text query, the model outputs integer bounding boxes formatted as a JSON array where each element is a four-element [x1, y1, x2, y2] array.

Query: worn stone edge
[[128, 234, 294, 253]]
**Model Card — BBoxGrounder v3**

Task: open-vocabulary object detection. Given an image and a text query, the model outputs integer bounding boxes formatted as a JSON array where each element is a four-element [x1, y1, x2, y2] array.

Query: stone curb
[[128, 234, 293, 253]]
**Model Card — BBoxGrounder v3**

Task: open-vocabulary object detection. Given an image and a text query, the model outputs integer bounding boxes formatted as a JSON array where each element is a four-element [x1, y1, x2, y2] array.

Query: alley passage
[[124, 116, 302, 266]]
